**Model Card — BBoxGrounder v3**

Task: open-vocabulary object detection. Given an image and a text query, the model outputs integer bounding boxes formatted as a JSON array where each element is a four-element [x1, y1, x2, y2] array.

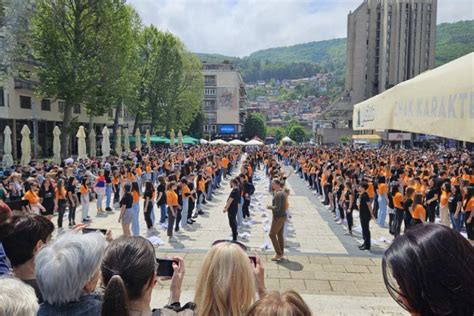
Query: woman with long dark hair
[[391, 183, 404, 237], [425, 177, 438, 223], [403, 187, 415, 231], [66, 176, 78, 227], [101, 236, 192, 316], [38, 179, 55, 220], [410, 192, 425, 226], [223, 178, 241, 242], [382, 224, 474, 315], [448, 184, 463, 231], [143, 180, 156, 236], [342, 180, 354, 235], [156, 175, 167, 226], [54, 179, 67, 231]]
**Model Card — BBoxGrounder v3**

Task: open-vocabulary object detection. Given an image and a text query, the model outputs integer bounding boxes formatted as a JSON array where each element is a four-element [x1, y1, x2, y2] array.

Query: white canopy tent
[[20, 125, 31, 166], [199, 139, 208, 145], [353, 53, 474, 142], [281, 136, 294, 143], [228, 139, 246, 145], [2, 126, 14, 167], [210, 139, 228, 145], [101, 126, 111, 158], [76, 126, 88, 160], [134, 128, 142, 150], [52, 126, 61, 165], [115, 128, 122, 156], [246, 139, 264, 146]]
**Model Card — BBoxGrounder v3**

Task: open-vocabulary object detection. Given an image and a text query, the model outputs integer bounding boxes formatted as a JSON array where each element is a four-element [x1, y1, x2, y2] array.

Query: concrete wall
[[318, 128, 354, 145]]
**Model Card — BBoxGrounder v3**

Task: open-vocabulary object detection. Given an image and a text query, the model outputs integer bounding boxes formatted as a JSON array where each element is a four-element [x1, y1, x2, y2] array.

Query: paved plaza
[[54, 162, 406, 315]]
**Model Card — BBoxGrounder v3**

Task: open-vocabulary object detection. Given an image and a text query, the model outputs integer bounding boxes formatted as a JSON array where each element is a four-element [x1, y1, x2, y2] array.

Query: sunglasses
[[212, 239, 247, 252]]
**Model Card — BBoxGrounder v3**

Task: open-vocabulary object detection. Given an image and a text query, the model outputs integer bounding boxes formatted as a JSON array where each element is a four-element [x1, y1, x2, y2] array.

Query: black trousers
[[242, 198, 250, 218], [228, 209, 238, 241], [360, 214, 371, 249], [345, 206, 353, 232], [57, 199, 67, 228], [393, 208, 404, 237], [68, 200, 76, 223], [188, 198, 195, 219], [113, 184, 120, 203], [427, 203, 436, 223], [144, 202, 153, 229], [175, 208, 182, 231]]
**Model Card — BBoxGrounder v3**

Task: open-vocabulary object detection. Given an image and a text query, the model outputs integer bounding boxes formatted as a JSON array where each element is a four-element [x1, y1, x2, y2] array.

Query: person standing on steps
[[267, 179, 288, 261], [223, 178, 241, 241]]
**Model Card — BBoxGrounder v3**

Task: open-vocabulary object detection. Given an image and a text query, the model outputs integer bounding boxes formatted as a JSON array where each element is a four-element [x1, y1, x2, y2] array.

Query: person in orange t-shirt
[[392, 184, 404, 237], [166, 181, 180, 241], [23, 182, 45, 215], [463, 186, 474, 242], [439, 182, 451, 227], [411, 193, 426, 225]]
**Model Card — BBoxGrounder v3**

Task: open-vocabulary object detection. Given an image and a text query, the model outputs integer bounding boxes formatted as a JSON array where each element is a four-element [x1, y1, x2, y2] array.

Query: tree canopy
[[243, 113, 267, 140]]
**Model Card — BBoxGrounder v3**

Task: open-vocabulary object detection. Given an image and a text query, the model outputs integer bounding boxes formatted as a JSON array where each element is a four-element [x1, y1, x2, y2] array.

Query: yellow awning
[[353, 53, 474, 142], [352, 134, 381, 140]]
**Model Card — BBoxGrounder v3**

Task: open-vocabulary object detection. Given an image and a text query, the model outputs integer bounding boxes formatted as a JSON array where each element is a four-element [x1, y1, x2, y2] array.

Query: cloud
[[128, 0, 473, 57]]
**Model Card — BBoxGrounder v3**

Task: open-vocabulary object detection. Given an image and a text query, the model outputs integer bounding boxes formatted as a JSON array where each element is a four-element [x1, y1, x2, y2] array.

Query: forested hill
[[196, 20, 473, 83]]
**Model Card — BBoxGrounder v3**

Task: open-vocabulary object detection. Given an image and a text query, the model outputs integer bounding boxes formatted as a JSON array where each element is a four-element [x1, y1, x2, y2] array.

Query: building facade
[[346, 0, 437, 105], [202, 62, 247, 139]]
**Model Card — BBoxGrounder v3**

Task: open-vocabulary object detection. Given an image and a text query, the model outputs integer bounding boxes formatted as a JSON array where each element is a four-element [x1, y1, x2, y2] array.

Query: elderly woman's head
[[0, 277, 39, 316], [35, 232, 106, 305], [194, 241, 256, 316]]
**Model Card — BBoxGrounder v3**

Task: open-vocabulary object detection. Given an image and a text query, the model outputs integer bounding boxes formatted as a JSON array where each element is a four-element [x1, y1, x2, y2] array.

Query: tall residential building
[[202, 62, 247, 139], [346, 0, 437, 105]]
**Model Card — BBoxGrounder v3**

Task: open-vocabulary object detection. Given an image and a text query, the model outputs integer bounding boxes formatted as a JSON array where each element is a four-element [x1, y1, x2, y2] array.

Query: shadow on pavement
[[277, 259, 304, 271]]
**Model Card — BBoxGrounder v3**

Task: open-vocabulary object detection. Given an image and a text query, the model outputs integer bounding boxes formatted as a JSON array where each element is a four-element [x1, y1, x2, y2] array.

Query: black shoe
[[106, 207, 112, 212], [175, 228, 179, 232], [187, 220, 194, 225], [198, 211, 204, 215], [68, 222, 73, 227], [358, 245, 370, 250], [192, 213, 198, 218]]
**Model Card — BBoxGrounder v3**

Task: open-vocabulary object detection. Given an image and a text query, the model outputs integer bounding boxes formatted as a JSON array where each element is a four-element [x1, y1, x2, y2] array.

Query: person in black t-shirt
[[223, 178, 241, 241], [118, 184, 133, 236], [156, 175, 167, 225], [425, 177, 438, 223], [358, 181, 374, 251]]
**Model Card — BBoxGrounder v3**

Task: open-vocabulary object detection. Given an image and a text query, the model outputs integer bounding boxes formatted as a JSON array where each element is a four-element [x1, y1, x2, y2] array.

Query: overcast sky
[[128, 0, 474, 57]]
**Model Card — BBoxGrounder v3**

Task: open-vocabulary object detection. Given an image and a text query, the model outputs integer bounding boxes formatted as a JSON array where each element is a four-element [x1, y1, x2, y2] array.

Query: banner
[[388, 133, 411, 141], [353, 53, 474, 142]]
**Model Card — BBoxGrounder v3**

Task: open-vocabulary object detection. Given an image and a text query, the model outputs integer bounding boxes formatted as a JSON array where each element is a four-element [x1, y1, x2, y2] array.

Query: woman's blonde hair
[[194, 242, 256, 315], [247, 290, 312, 316]]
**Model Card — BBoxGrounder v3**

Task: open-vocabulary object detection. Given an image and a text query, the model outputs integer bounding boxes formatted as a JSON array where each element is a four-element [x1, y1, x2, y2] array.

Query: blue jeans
[[450, 212, 462, 232], [159, 203, 167, 224], [181, 198, 189, 227], [237, 196, 244, 227], [377, 197, 388, 228], [105, 185, 113, 209], [132, 202, 140, 236]]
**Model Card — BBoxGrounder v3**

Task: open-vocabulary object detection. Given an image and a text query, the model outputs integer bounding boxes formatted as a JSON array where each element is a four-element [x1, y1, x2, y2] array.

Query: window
[[204, 88, 216, 96], [58, 101, 65, 113], [41, 99, 51, 111], [203, 125, 208, 132], [0, 87, 4, 107], [204, 99, 216, 110], [20, 96, 31, 109], [207, 112, 217, 123], [73, 104, 81, 114], [204, 75, 216, 86]]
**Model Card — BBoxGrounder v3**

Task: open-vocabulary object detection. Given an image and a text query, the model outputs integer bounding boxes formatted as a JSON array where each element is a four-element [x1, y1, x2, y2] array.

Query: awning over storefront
[[353, 53, 474, 142], [352, 134, 381, 140]]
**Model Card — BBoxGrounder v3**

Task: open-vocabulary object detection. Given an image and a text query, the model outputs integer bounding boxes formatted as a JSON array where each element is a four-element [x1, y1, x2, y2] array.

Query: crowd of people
[[280, 146, 474, 249], [0, 144, 473, 315]]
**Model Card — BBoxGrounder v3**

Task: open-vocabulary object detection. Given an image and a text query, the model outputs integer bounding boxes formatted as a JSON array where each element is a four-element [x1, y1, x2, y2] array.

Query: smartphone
[[82, 228, 107, 235], [5, 199, 29, 211], [249, 256, 257, 267], [156, 258, 177, 277]]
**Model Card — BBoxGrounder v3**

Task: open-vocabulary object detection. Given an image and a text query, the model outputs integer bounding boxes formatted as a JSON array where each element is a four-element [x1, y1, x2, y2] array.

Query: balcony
[[14, 78, 39, 91]]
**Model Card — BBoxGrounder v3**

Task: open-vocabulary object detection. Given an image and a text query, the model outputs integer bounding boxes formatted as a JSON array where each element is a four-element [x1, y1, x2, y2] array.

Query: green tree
[[243, 113, 267, 140], [31, 0, 128, 158], [274, 128, 285, 143], [289, 125, 306, 143], [186, 110, 205, 139], [136, 26, 202, 133]]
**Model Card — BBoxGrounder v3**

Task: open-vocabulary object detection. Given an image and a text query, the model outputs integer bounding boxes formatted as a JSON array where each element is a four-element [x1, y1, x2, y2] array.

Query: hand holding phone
[[156, 258, 178, 277]]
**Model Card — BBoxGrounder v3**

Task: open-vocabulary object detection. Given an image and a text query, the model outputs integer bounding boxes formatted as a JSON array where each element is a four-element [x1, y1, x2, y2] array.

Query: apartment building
[[346, 0, 437, 105], [202, 61, 247, 139]]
